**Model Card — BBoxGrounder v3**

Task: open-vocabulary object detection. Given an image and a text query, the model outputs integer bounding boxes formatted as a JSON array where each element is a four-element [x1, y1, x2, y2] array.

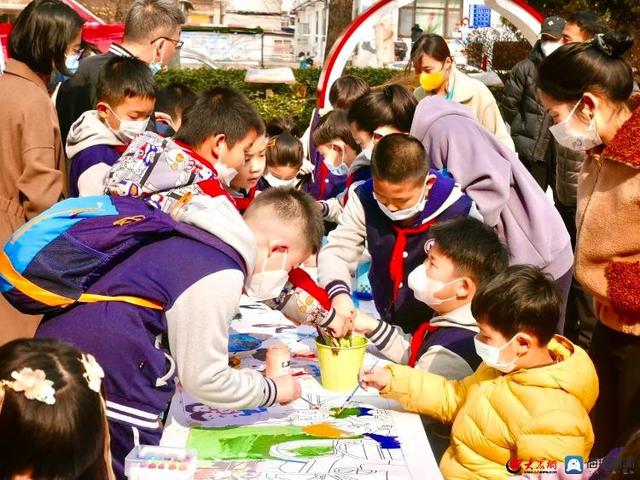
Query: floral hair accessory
[[80, 353, 104, 393], [0, 368, 56, 405]]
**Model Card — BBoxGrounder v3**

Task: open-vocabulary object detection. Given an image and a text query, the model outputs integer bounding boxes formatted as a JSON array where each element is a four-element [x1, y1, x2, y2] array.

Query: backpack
[[0, 195, 245, 314]]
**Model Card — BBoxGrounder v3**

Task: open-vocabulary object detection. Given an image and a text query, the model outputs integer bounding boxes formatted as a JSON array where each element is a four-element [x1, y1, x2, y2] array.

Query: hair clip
[[0, 367, 56, 405], [79, 353, 104, 393], [593, 33, 613, 57]]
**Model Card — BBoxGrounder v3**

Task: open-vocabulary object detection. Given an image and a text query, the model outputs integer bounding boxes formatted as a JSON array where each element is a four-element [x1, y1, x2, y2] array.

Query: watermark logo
[[564, 456, 585, 474]]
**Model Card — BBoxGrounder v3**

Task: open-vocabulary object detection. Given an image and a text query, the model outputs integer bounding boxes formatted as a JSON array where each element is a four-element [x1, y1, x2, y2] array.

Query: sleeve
[[426, 117, 512, 228], [317, 191, 367, 299], [17, 104, 64, 219], [480, 91, 515, 151], [77, 163, 112, 197], [500, 64, 525, 125], [605, 260, 640, 317], [515, 410, 594, 463], [166, 270, 278, 409], [321, 196, 343, 223], [366, 320, 412, 365], [380, 363, 481, 423]]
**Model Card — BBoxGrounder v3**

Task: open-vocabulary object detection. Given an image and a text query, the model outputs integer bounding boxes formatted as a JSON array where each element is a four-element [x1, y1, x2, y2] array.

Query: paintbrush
[[300, 395, 320, 409], [334, 359, 380, 417]]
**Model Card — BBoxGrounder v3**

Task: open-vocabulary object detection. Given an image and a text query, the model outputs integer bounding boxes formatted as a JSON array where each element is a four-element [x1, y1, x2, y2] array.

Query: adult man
[[561, 10, 610, 44], [56, 0, 185, 144]]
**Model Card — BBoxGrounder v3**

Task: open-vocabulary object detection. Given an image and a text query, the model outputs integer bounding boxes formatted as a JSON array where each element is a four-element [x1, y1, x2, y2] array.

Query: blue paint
[[364, 433, 401, 449], [229, 333, 262, 353]]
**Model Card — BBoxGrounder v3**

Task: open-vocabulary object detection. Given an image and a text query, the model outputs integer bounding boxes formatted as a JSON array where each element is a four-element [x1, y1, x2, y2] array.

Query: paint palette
[[125, 445, 197, 479]]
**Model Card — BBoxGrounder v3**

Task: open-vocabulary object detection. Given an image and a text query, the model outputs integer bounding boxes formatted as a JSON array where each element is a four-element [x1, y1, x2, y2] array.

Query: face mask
[[374, 183, 428, 222], [245, 250, 289, 301], [149, 46, 164, 75], [264, 172, 297, 188], [408, 264, 461, 307], [323, 147, 349, 176], [106, 106, 149, 144], [549, 101, 603, 152], [419, 70, 446, 92], [473, 335, 519, 373], [540, 41, 561, 57], [64, 53, 80, 75], [214, 160, 239, 187]]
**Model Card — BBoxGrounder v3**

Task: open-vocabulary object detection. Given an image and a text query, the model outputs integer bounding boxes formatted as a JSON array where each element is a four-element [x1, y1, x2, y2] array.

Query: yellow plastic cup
[[315, 335, 368, 392]]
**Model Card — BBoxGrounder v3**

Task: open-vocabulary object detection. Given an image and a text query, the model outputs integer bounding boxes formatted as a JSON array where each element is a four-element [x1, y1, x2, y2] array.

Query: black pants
[[589, 321, 640, 457], [556, 200, 597, 348]]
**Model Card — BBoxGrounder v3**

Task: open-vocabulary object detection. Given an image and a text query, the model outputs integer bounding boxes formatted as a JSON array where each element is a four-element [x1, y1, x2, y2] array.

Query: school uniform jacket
[[318, 171, 474, 333]]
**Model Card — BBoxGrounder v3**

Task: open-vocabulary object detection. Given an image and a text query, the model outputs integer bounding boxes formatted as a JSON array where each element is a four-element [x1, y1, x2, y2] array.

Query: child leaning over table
[[361, 265, 599, 479]]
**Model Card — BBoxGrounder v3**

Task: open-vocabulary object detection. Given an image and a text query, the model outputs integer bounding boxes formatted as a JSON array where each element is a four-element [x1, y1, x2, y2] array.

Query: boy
[[227, 132, 267, 213], [318, 134, 478, 334], [314, 110, 366, 222], [361, 265, 599, 478], [36, 188, 323, 478], [155, 82, 196, 135], [66, 56, 156, 197], [355, 216, 509, 379]]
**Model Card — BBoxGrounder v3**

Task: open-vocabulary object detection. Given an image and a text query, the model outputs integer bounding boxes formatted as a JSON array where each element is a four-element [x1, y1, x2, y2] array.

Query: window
[[398, 0, 462, 38]]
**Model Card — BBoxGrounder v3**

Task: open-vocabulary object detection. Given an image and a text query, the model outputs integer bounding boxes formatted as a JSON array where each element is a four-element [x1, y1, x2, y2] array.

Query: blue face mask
[[64, 53, 80, 75], [323, 146, 349, 177]]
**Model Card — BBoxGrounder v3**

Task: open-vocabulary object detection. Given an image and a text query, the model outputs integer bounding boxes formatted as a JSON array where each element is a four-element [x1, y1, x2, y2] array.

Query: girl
[[259, 132, 309, 190], [410, 33, 514, 149], [537, 31, 640, 457], [0, 338, 113, 480], [0, 0, 84, 345]]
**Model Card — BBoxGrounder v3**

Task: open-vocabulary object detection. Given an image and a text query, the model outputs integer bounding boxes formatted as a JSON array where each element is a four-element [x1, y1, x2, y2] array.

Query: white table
[[161, 299, 442, 480]]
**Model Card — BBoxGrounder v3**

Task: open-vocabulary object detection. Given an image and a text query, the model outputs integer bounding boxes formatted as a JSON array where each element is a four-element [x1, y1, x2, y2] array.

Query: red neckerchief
[[233, 186, 257, 213], [172, 140, 235, 204], [318, 162, 329, 199], [390, 218, 437, 302], [343, 171, 356, 205], [114, 145, 128, 154], [409, 321, 439, 367]]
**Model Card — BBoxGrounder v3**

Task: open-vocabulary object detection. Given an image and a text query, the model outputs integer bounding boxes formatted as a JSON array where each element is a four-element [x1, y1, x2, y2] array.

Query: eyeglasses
[[151, 37, 184, 48]]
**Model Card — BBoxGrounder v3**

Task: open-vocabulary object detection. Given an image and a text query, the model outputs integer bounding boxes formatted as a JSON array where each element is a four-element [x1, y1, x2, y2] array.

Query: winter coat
[[382, 335, 598, 479]]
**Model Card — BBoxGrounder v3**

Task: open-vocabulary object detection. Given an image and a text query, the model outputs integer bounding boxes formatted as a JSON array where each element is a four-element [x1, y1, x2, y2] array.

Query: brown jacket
[[576, 104, 640, 335], [0, 59, 65, 344]]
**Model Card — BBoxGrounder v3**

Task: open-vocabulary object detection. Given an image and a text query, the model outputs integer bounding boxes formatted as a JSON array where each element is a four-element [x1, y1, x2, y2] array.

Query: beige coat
[[0, 59, 66, 345], [575, 105, 640, 335], [415, 64, 515, 150]]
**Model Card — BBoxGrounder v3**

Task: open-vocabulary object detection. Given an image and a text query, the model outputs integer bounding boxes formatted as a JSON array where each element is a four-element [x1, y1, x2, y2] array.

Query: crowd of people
[[0, 0, 639, 478]]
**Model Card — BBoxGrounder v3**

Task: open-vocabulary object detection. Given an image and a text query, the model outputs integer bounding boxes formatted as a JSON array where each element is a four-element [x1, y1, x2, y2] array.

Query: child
[[259, 132, 309, 189], [318, 134, 478, 334], [0, 338, 114, 480], [361, 265, 599, 479], [227, 133, 267, 213], [154, 82, 196, 135], [355, 216, 509, 378], [347, 84, 417, 157], [313, 110, 363, 222], [36, 189, 323, 478], [66, 56, 156, 197]]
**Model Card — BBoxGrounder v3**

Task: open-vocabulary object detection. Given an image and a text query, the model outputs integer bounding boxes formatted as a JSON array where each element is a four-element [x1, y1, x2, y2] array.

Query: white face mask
[[549, 101, 603, 152], [540, 40, 561, 57], [65, 52, 81, 75], [245, 250, 289, 301], [374, 183, 428, 222], [323, 146, 349, 176], [408, 264, 461, 307], [214, 154, 239, 187], [264, 172, 297, 188], [473, 335, 519, 373], [106, 106, 149, 144]]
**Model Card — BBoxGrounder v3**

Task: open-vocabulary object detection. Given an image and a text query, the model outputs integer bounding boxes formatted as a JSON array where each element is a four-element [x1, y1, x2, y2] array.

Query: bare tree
[[324, 0, 353, 60]]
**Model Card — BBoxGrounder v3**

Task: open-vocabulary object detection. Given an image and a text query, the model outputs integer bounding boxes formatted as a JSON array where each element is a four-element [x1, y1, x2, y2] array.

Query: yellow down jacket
[[381, 335, 598, 479]]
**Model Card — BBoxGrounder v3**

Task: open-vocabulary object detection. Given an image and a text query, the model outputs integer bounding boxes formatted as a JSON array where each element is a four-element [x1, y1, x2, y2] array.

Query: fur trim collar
[[602, 98, 640, 169]]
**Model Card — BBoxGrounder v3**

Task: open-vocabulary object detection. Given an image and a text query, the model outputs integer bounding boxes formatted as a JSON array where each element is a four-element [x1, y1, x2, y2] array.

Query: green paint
[[330, 407, 373, 419], [187, 424, 360, 461], [291, 445, 334, 457]]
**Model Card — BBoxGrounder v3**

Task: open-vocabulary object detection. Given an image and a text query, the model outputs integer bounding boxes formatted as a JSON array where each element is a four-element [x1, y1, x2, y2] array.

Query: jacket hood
[[509, 335, 599, 412], [66, 110, 124, 159], [528, 40, 545, 65], [105, 131, 256, 272], [410, 96, 478, 145], [350, 150, 371, 174]]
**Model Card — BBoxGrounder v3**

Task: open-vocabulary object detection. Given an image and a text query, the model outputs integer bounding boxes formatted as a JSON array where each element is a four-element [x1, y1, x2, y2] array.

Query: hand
[[273, 374, 302, 404], [353, 309, 378, 335], [359, 367, 391, 391], [299, 159, 314, 176], [328, 293, 355, 338]]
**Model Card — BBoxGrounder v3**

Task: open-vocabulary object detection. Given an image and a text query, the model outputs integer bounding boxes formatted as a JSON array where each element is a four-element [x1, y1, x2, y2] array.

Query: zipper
[[11, 206, 104, 243]]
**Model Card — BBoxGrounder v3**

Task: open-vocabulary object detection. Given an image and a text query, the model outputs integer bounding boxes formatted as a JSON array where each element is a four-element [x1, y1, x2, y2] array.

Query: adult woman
[[537, 31, 639, 457], [0, 0, 84, 344], [410, 33, 514, 150]]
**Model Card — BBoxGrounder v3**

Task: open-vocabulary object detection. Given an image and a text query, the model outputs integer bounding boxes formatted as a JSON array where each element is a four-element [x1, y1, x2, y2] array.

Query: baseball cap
[[540, 16, 566, 39]]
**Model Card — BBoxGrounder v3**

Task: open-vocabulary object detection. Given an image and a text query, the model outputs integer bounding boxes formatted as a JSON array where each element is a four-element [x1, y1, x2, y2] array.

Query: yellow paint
[[302, 422, 348, 438]]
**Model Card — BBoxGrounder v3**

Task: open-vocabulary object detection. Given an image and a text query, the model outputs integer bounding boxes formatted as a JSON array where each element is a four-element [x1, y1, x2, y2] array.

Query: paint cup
[[315, 335, 367, 392], [265, 344, 291, 378]]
